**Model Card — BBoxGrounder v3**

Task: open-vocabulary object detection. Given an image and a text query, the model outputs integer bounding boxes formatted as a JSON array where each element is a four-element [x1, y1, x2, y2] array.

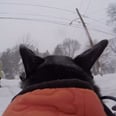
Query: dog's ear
[[19, 45, 44, 76], [74, 40, 108, 72]]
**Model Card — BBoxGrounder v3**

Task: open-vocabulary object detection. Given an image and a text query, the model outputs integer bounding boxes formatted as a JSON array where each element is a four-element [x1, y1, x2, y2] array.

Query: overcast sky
[[0, 0, 116, 53]]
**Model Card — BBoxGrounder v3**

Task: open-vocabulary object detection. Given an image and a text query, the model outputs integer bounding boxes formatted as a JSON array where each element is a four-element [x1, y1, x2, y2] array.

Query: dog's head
[[19, 40, 108, 90]]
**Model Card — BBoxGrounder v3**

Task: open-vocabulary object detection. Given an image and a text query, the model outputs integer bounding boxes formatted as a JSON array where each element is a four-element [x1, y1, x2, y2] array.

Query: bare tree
[[0, 46, 21, 79], [53, 44, 64, 56], [54, 38, 80, 58], [107, 3, 116, 32], [109, 38, 116, 53]]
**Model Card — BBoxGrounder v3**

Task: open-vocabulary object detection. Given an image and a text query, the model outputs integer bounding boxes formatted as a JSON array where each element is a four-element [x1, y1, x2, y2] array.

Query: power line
[[84, 0, 92, 15], [0, 14, 114, 36], [83, 15, 107, 25], [0, 16, 67, 25], [69, 15, 112, 34], [69, 13, 109, 29], [0, 1, 110, 27], [0, 2, 75, 14], [83, 19, 111, 31], [0, 16, 114, 36], [81, 15, 108, 29], [0, 11, 109, 30], [79, 0, 84, 11], [0, 16, 82, 29], [90, 27, 114, 36], [0, 12, 71, 22]]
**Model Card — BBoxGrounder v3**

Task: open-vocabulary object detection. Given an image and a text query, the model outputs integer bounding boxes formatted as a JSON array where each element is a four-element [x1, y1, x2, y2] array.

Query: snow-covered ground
[[0, 74, 116, 115], [0, 79, 21, 115]]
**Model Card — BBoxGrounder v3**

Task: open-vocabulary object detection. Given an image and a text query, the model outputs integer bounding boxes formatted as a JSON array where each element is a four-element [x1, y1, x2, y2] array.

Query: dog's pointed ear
[[74, 40, 108, 72], [19, 45, 44, 75]]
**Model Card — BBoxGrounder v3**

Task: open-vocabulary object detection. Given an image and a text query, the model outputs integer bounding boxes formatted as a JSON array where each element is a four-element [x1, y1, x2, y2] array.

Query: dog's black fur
[[12, 39, 116, 116], [17, 40, 108, 100]]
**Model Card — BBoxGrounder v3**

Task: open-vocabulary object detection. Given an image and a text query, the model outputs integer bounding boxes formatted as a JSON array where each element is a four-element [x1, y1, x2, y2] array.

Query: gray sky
[[0, 0, 116, 53]]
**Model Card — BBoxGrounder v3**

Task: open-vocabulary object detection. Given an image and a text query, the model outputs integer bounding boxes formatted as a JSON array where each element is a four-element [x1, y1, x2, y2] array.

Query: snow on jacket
[[3, 88, 106, 116]]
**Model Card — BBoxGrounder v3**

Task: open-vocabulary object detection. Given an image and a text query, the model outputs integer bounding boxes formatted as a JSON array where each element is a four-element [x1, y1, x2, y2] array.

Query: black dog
[[4, 40, 112, 116], [19, 40, 107, 97]]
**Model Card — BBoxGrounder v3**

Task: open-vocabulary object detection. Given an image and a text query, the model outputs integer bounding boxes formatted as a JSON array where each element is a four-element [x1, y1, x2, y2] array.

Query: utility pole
[[75, 8, 101, 75], [75, 8, 93, 47]]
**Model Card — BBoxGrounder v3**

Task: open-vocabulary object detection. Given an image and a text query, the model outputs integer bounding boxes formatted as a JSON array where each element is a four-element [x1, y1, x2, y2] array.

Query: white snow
[[0, 74, 116, 115], [0, 79, 21, 115]]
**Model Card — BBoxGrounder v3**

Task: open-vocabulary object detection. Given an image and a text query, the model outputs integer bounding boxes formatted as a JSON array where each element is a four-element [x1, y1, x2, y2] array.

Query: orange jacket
[[3, 88, 106, 116]]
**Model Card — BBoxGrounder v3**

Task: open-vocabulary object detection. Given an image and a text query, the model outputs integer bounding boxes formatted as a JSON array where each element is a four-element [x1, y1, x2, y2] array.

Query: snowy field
[[0, 74, 116, 115]]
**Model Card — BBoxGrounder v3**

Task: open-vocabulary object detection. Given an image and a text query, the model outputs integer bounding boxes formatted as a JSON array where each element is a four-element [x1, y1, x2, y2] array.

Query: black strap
[[101, 96, 116, 102], [101, 96, 116, 116], [103, 103, 114, 116]]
